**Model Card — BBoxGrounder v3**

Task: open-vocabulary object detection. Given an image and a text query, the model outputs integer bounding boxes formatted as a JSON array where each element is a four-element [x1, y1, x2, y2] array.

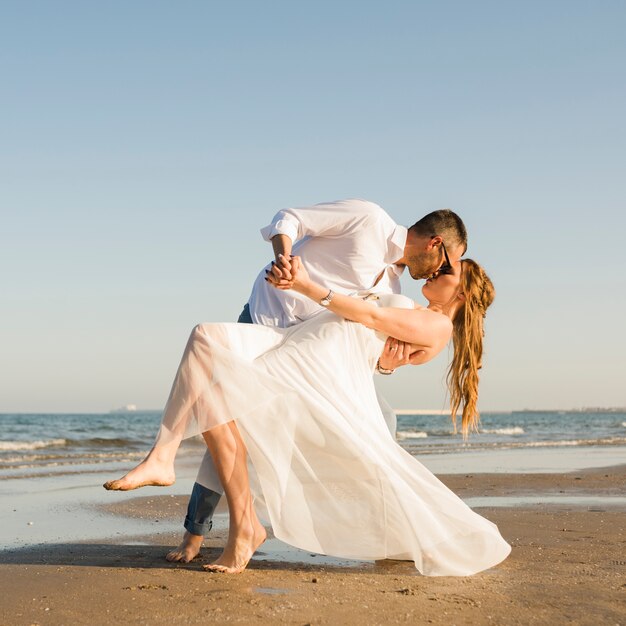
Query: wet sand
[[1, 466, 625, 625]]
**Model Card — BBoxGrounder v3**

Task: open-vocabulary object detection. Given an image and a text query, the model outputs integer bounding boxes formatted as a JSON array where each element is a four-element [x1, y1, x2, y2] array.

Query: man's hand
[[379, 337, 427, 371], [266, 255, 310, 291], [270, 234, 293, 281], [266, 254, 294, 289]]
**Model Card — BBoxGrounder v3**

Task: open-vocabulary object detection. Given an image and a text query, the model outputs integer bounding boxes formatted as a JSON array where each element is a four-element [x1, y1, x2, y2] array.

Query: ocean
[[1, 410, 625, 481]]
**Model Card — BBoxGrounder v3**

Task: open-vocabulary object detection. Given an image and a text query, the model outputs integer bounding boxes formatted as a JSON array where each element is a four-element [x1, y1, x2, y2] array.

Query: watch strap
[[320, 289, 334, 307]]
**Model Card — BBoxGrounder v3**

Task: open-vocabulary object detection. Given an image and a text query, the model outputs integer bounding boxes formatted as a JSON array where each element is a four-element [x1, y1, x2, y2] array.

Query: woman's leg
[[102, 432, 179, 490], [201, 420, 266, 574], [104, 323, 233, 491]]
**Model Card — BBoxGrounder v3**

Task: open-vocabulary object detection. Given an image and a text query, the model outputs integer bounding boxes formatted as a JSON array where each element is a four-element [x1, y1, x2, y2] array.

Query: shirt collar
[[388, 263, 404, 278], [386, 224, 408, 265]]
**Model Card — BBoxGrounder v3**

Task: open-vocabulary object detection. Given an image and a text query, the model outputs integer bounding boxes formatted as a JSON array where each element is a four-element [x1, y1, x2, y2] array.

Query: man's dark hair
[[409, 209, 468, 254]]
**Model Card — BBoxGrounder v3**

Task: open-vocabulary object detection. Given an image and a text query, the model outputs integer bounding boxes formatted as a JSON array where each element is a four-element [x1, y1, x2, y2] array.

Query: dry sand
[[1, 465, 625, 626]]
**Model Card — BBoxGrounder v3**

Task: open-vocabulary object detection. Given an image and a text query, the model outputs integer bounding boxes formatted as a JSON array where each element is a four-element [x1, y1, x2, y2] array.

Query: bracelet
[[376, 358, 395, 375]]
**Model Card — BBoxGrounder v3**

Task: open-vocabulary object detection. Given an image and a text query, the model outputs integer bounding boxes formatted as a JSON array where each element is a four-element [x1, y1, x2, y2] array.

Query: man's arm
[[262, 199, 383, 282], [269, 235, 294, 280], [271, 234, 293, 260], [261, 199, 385, 244]]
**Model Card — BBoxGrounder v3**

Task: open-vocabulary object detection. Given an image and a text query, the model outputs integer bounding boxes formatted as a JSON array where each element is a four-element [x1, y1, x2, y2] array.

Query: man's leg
[[166, 303, 254, 562], [165, 449, 224, 561]]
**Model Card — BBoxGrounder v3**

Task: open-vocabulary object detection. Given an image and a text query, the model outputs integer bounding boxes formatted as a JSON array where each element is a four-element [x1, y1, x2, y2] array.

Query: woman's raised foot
[[103, 457, 175, 491]]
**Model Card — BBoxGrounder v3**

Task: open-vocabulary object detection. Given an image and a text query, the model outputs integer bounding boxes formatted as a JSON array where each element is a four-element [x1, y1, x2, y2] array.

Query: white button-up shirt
[[247, 198, 407, 328]]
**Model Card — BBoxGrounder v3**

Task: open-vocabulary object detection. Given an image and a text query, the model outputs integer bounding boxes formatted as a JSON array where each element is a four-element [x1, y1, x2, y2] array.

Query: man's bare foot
[[103, 456, 175, 491], [166, 531, 204, 563], [203, 518, 266, 574]]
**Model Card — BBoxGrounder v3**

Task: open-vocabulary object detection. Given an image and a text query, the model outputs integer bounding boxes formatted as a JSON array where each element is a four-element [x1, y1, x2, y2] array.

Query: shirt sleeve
[[260, 199, 383, 243]]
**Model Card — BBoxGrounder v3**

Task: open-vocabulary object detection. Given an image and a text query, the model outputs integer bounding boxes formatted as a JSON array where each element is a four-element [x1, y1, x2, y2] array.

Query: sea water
[[1, 410, 625, 551], [1, 410, 625, 481]]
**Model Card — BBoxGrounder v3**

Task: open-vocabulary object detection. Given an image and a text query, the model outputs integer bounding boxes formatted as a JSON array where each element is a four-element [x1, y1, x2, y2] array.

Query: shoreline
[[2, 450, 626, 552], [1, 464, 625, 624]]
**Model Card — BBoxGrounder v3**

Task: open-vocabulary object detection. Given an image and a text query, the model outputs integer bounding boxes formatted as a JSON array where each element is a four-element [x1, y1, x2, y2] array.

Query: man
[[166, 198, 467, 563]]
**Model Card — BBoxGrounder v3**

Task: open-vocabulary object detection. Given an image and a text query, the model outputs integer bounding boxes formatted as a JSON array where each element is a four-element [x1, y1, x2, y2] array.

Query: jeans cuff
[[184, 515, 213, 537]]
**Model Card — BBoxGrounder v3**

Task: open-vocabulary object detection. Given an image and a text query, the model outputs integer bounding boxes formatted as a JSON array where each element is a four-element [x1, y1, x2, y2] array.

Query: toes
[[104, 479, 132, 491], [203, 564, 228, 573], [166, 550, 197, 563], [103, 476, 175, 492], [202, 561, 247, 574]]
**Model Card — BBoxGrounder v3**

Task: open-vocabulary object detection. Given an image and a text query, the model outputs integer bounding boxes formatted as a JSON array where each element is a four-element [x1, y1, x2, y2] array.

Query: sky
[[1, 0, 625, 413]]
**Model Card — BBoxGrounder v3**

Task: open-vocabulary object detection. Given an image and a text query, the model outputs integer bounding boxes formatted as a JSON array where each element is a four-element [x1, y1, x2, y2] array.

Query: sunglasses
[[438, 241, 453, 275], [427, 240, 453, 280]]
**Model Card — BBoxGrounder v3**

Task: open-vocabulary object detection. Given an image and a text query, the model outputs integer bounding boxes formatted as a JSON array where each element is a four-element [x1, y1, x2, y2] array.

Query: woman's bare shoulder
[[412, 305, 453, 335]]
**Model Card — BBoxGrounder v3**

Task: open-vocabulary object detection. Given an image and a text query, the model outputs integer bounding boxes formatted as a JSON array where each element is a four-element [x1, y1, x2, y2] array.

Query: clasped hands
[[266, 254, 426, 370], [265, 254, 304, 291]]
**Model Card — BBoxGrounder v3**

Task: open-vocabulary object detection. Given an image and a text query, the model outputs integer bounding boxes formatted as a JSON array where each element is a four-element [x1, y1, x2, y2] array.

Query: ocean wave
[[521, 437, 626, 448], [0, 436, 145, 452], [622, 422, 626, 428], [0, 450, 147, 465], [65, 437, 144, 447], [0, 447, 198, 479], [399, 435, 626, 454], [1, 454, 146, 471], [481, 427, 525, 435], [0, 438, 66, 451], [396, 430, 428, 440]]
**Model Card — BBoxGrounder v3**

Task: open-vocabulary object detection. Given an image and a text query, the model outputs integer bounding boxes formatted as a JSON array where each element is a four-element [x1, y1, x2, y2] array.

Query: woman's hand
[[266, 255, 311, 292], [378, 337, 428, 371]]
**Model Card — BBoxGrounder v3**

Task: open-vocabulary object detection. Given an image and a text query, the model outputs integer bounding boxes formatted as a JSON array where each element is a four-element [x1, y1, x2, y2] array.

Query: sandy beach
[[1, 463, 625, 626]]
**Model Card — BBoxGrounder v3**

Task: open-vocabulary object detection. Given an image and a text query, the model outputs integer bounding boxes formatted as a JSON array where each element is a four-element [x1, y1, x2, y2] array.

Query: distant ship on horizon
[[109, 404, 138, 414]]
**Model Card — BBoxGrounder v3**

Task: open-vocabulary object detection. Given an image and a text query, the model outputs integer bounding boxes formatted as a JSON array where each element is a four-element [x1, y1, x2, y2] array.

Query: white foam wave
[[396, 430, 428, 440], [0, 450, 146, 464], [0, 439, 66, 451], [399, 436, 626, 454], [481, 427, 525, 435], [520, 437, 626, 448], [622, 422, 626, 428]]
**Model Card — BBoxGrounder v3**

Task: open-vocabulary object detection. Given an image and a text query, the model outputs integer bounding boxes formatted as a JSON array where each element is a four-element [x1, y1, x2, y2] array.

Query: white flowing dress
[[155, 294, 511, 576]]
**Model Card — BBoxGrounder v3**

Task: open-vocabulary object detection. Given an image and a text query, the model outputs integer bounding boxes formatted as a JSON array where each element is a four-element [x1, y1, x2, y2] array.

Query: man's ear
[[428, 235, 443, 250]]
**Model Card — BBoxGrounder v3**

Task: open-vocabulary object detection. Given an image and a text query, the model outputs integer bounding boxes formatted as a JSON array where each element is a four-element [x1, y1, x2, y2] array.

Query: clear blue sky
[[1, 1, 625, 412]]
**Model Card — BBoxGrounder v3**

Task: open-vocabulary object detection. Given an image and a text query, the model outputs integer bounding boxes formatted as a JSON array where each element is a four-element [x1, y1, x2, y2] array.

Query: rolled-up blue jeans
[[183, 303, 253, 536]]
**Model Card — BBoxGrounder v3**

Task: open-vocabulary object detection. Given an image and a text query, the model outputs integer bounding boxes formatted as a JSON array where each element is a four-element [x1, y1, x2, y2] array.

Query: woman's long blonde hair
[[447, 259, 495, 437]]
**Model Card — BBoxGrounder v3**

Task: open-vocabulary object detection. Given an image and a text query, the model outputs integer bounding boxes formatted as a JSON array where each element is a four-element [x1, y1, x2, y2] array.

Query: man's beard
[[407, 253, 438, 280]]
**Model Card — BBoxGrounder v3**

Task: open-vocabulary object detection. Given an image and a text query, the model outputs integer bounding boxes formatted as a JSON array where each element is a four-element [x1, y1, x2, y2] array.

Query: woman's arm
[[378, 336, 431, 371], [268, 256, 452, 350]]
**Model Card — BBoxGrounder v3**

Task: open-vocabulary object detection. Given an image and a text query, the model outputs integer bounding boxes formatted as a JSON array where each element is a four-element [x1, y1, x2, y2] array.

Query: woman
[[105, 256, 511, 576]]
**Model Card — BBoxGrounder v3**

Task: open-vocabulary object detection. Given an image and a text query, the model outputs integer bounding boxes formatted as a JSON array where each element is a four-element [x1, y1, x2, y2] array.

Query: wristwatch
[[320, 289, 334, 307]]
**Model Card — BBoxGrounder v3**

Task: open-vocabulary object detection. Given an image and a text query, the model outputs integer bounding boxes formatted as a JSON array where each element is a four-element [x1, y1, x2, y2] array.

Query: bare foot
[[203, 518, 266, 574], [166, 531, 204, 563], [103, 456, 175, 491]]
